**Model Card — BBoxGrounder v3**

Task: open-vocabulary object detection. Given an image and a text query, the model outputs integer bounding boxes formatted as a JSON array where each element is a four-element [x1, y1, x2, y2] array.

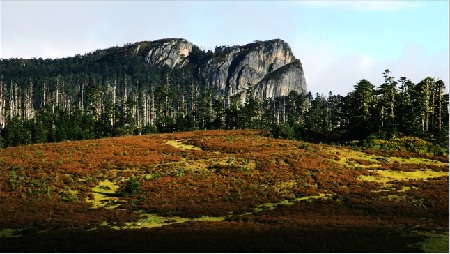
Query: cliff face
[[140, 38, 193, 68], [254, 60, 307, 100], [200, 39, 306, 100], [132, 38, 307, 101]]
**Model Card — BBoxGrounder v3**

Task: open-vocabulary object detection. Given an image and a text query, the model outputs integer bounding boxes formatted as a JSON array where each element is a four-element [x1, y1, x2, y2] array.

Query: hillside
[[0, 130, 448, 252]]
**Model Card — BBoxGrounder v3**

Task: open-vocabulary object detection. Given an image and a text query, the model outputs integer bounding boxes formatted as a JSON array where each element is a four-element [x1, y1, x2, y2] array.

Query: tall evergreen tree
[[413, 77, 434, 134], [396, 77, 415, 135], [346, 79, 377, 139], [377, 69, 398, 136]]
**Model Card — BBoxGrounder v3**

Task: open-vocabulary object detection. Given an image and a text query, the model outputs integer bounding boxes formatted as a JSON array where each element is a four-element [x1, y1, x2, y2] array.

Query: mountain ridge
[[0, 38, 307, 128], [87, 38, 307, 100]]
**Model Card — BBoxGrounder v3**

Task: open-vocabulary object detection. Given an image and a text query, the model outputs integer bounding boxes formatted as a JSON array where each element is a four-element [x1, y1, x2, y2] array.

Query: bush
[[122, 177, 141, 195], [271, 123, 295, 140], [141, 125, 158, 135]]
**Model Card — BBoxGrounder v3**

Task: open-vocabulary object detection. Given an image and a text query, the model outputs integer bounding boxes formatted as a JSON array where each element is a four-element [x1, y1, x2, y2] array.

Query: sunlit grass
[[165, 139, 202, 150], [327, 147, 380, 167], [358, 169, 448, 185], [388, 156, 447, 165], [327, 146, 447, 168], [109, 213, 226, 230], [86, 179, 120, 209]]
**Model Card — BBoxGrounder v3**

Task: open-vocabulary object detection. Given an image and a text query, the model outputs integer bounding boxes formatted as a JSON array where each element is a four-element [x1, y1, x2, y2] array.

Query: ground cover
[[0, 130, 448, 252]]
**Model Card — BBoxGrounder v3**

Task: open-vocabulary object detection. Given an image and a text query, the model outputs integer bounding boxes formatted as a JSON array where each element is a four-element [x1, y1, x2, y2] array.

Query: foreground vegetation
[[0, 130, 447, 252]]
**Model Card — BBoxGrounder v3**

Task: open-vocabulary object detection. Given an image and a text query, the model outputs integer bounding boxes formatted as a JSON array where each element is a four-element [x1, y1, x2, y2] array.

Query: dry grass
[[358, 169, 448, 185], [165, 140, 202, 151], [0, 129, 447, 249]]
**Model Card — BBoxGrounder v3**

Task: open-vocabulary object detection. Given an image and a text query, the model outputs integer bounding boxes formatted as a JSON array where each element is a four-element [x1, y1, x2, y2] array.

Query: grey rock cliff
[[133, 38, 307, 102], [254, 60, 307, 100], [201, 39, 307, 101], [135, 38, 193, 68]]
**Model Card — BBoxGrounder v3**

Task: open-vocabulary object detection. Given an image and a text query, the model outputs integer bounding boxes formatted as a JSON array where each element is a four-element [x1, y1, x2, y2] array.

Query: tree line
[[1, 71, 448, 150], [0, 46, 448, 150]]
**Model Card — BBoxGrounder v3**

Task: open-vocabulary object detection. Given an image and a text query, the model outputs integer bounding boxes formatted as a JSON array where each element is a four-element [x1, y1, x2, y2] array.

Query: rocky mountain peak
[[128, 38, 307, 100], [134, 38, 193, 68], [201, 38, 306, 100]]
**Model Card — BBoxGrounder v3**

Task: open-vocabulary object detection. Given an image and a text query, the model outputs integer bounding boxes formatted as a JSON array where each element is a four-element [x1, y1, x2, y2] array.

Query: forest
[[0, 43, 448, 151]]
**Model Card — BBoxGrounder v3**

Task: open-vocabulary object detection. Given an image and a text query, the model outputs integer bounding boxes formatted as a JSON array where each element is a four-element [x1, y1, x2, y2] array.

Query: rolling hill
[[0, 130, 448, 252]]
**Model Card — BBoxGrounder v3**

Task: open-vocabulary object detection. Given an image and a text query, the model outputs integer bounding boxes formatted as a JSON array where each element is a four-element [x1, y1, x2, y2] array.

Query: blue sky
[[1, 0, 448, 95]]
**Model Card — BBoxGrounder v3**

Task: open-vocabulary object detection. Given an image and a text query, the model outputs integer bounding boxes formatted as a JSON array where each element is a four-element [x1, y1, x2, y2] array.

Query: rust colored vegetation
[[0, 130, 447, 252]]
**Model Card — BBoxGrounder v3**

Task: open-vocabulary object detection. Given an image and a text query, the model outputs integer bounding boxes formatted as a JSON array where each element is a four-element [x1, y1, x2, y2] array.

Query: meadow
[[0, 130, 448, 252]]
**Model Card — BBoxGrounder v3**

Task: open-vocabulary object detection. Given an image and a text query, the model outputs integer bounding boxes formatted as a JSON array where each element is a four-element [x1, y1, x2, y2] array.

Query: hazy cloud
[[379, 44, 450, 93], [298, 0, 423, 12]]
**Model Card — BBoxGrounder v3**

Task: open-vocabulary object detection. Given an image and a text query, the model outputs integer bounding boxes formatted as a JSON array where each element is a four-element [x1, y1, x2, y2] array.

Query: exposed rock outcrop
[[132, 38, 307, 102], [254, 60, 307, 100], [138, 38, 193, 68], [200, 39, 306, 100]]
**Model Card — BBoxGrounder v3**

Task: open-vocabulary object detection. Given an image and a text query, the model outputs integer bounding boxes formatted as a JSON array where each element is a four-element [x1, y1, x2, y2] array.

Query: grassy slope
[[0, 130, 448, 252]]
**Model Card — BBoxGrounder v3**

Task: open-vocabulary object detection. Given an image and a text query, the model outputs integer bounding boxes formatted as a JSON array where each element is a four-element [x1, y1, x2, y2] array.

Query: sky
[[1, 0, 448, 95]]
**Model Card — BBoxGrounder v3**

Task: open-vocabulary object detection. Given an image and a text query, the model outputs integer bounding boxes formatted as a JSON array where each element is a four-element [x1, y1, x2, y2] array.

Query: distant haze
[[1, 0, 448, 95]]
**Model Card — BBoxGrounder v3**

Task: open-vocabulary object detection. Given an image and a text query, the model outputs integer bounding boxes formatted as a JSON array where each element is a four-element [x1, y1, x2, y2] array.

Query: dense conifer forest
[[0, 43, 448, 151]]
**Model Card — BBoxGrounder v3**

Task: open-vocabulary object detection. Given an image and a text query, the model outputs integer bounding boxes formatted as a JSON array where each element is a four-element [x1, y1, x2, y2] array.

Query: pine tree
[[326, 91, 344, 133], [413, 77, 434, 134], [396, 77, 415, 135], [347, 79, 377, 139], [377, 69, 398, 137]]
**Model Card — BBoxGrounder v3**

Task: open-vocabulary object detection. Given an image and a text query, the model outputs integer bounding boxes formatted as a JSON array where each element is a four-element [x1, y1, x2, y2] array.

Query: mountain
[[99, 38, 307, 101], [0, 38, 307, 130], [195, 39, 306, 102]]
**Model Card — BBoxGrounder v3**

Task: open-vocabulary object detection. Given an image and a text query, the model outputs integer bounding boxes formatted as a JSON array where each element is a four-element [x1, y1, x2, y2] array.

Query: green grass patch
[[421, 232, 449, 253], [110, 213, 226, 230], [388, 156, 447, 166], [254, 193, 331, 212], [0, 228, 22, 238], [359, 169, 448, 185], [165, 140, 202, 151], [86, 179, 120, 209], [328, 146, 448, 169]]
